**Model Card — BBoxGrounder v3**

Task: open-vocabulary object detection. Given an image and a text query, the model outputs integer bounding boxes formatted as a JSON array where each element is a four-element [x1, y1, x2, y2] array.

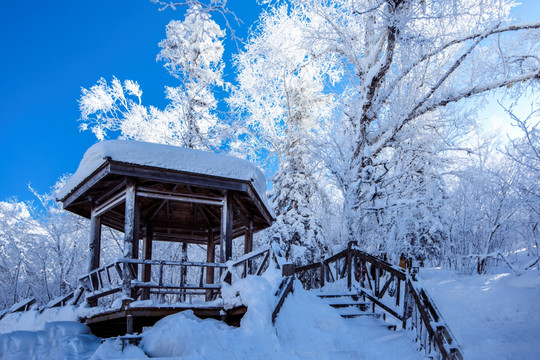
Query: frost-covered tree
[[0, 181, 124, 308], [0, 193, 88, 307], [236, 0, 539, 261], [229, 6, 339, 263], [79, 5, 226, 150], [157, 5, 226, 149], [503, 100, 540, 268]]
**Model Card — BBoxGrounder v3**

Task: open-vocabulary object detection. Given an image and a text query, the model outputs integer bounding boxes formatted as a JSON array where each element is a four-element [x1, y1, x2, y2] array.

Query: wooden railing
[[78, 246, 274, 306], [407, 279, 463, 360], [295, 242, 463, 360]]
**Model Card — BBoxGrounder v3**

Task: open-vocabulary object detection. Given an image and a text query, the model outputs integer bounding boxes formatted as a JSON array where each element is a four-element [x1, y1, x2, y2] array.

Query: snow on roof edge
[[58, 140, 274, 218]]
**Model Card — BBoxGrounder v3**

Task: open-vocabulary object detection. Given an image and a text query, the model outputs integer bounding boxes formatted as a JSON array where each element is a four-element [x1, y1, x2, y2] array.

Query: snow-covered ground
[[1, 266, 538, 359], [420, 267, 540, 360]]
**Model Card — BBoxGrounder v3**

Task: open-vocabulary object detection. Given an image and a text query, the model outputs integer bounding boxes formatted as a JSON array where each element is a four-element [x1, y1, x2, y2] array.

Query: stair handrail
[[271, 263, 296, 324], [407, 279, 463, 360], [294, 242, 463, 360]]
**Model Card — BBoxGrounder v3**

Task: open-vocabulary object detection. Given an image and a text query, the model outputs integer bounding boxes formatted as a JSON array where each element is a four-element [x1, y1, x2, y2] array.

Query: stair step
[[330, 303, 369, 311], [315, 292, 359, 297], [341, 313, 382, 319]]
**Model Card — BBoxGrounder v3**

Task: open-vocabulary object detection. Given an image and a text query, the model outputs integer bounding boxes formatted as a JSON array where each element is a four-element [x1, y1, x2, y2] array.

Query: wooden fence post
[[282, 264, 296, 277], [402, 280, 410, 329], [347, 248, 353, 290]]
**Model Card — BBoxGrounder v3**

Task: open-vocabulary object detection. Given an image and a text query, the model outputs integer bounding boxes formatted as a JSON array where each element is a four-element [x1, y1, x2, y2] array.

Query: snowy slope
[[420, 268, 540, 360]]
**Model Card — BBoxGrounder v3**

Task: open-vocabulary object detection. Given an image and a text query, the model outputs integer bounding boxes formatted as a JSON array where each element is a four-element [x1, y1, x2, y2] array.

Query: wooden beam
[[246, 184, 274, 225], [137, 188, 224, 206], [94, 189, 126, 217], [94, 179, 127, 205], [61, 163, 111, 208], [109, 162, 248, 193]]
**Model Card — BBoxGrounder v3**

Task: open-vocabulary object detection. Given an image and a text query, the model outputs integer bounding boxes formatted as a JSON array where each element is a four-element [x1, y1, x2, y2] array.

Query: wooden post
[[282, 264, 296, 277], [402, 280, 410, 329], [374, 265, 379, 297], [206, 231, 215, 301], [88, 203, 101, 307], [126, 314, 134, 335], [180, 242, 188, 301], [221, 191, 233, 262], [244, 216, 253, 275], [141, 225, 153, 300], [347, 248, 352, 290], [132, 201, 140, 281], [89, 204, 102, 272], [122, 178, 139, 307]]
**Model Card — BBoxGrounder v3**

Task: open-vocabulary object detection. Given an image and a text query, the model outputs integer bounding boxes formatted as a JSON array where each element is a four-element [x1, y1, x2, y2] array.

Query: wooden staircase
[[291, 242, 463, 360], [314, 292, 378, 319]]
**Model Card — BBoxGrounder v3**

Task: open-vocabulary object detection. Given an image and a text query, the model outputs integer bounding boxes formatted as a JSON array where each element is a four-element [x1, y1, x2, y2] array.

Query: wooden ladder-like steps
[[315, 292, 382, 319]]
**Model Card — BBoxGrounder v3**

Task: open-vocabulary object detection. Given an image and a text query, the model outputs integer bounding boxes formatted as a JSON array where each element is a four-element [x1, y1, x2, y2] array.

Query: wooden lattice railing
[[295, 242, 463, 360], [78, 246, 274, 306]]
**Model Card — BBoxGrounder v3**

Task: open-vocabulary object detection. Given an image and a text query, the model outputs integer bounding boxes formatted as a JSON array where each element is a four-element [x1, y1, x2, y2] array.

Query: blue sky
[[0, 0, 262, 203], [0, 0, 538, 204]]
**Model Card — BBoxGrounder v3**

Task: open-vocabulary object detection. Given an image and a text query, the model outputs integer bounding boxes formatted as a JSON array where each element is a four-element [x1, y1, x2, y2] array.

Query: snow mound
[[0, 321, 100, 360]]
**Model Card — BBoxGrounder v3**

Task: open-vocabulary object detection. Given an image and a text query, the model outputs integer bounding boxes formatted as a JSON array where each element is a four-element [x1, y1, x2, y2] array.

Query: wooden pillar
[[141, 224, 153, 300], [122, 178, 139, 308], [206, 231, 215, 301], [132, 202, 140, 280], [220, 191, 233, 262], [88, 203, 101, 307], [245, 216, 253, 275]]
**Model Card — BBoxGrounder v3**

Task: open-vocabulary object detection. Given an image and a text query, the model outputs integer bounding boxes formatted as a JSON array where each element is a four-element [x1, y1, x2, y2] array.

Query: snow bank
[[58, 140, 273, 217], [0, 321, 100, 360], [0, 306, 79, 334]]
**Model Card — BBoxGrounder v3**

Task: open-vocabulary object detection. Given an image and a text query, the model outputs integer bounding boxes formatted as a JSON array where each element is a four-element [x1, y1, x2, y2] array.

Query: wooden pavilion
[[57, 140, 275, 336]]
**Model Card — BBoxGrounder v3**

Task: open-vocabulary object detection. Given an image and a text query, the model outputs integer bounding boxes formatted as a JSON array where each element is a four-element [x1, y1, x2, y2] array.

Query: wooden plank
[[94, 189, 126, 217], [9, 297, 36, 313], [94, 179, 127, 205], [378, 275, 394, 299], [120, 258, 227, 268]]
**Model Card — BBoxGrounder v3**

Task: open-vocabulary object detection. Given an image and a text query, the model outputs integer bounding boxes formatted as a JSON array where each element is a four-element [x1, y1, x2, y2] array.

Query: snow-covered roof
[[58, 140, 273, 216]]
